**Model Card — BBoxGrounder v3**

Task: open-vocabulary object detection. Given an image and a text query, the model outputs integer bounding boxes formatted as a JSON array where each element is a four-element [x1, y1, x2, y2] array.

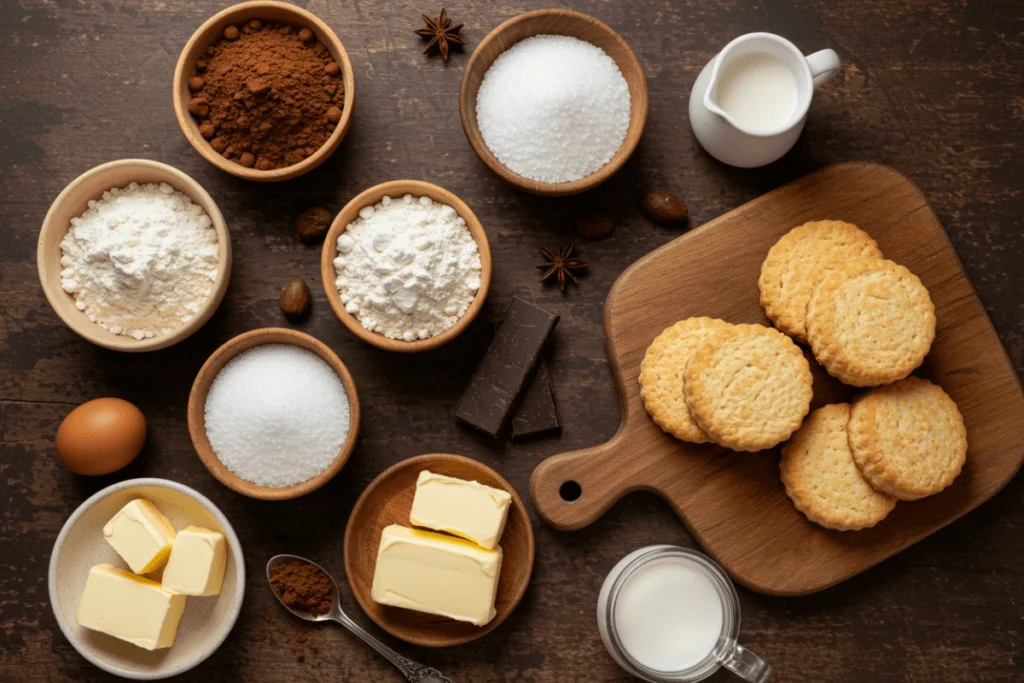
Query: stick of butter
[[409, 470, 512, 549], [162, 526, 227, 596], [76, 564, 186, 650], [103, 499, 176, 574], [371, 524, 502, 626]]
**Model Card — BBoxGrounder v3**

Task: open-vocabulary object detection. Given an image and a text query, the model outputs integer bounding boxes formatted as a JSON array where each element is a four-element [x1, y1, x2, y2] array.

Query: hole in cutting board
[[559, 480, 582, 503]]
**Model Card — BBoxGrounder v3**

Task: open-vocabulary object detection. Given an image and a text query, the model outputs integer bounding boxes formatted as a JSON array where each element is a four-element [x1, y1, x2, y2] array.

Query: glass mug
[[597, 545, 772, 683]]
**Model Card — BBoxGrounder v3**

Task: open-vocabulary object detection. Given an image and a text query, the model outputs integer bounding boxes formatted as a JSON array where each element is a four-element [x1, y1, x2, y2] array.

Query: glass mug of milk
[[689, 32, 840, 168], [597, 546, 771, 683]]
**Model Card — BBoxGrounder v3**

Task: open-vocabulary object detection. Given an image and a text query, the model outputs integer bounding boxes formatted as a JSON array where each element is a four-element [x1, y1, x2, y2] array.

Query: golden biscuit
[[806, 258, 935, 387], [684, 324, 813, 452], [639, 318, 733, 443], [848, 376, 967, 500], [759, 220, 883, 343], [781, 403, 896, 530]]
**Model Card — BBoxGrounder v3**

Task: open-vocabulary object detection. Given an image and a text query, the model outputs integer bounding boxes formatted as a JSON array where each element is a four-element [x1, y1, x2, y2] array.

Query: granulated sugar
[[476, 35, 631, 183], [204, 344, 350, 487]]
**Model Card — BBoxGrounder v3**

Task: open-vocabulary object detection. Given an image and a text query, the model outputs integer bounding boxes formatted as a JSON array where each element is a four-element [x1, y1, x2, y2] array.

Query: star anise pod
[[537, 243, 589, 293], [414, 8, 465, 61]]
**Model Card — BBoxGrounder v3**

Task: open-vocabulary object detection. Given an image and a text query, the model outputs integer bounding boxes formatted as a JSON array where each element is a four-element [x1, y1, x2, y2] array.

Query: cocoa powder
[[269, 559, 334, 616], [188, 20, 345, 171]]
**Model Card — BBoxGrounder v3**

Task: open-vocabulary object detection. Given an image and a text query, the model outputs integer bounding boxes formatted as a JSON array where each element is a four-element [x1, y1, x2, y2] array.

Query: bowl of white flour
[[38, 159, 231, 352], [320, 180, 492, 352]]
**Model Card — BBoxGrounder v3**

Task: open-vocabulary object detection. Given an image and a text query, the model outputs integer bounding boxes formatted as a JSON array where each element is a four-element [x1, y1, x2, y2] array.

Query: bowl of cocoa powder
[[173, 1, 354, 181]]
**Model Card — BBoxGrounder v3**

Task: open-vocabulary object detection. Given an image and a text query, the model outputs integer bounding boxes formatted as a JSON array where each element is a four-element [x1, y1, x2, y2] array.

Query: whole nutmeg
[[576, 214, 615, 239], [641, 191, 688, 224], [280, 277, 312, 322], [296, 206, 332, 243]]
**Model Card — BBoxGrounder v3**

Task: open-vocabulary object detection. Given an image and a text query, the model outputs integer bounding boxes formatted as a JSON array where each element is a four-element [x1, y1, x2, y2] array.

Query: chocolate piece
[[511, 361, 560, 439], [454, 297, 559, 437]]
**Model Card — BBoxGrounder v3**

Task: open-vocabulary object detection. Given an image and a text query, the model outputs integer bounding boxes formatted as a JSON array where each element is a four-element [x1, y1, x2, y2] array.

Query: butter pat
[[162, 526, 227, 596], [103, 499, 177, 574], [76, 564, 186, 650], [371, 524, 502, 626], [409, 470, 512, 549]]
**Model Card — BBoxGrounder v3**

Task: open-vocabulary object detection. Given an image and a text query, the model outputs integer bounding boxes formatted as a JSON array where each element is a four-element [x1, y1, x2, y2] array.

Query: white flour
[[59, 182, 221, 340], [333, 194, 482, 341]]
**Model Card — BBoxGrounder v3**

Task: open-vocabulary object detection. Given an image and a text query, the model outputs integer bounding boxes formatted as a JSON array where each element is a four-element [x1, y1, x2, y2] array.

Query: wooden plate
[[344, 454, 534, 647], [530, 162, 1024, 596]]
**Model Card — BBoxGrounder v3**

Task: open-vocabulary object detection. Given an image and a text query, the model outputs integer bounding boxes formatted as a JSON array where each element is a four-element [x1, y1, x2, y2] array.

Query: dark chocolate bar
[[511, 361, 560, 439], [454, 297, 559, 437]]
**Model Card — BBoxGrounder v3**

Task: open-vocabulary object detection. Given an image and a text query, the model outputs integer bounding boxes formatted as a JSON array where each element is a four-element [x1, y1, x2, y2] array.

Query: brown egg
[[55, 398, 147, 475]]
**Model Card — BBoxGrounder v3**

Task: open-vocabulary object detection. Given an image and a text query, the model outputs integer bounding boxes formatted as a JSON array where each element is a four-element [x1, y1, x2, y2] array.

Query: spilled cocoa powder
[[188, 19, 345, 171]]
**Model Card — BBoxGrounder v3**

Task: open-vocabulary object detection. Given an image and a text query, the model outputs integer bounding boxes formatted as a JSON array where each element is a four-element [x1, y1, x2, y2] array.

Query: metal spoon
[[267, 554, 454, 683]]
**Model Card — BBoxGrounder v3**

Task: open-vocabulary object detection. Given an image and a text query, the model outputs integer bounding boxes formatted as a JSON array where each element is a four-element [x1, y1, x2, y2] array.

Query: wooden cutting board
[[530, 162, 1024, 596]]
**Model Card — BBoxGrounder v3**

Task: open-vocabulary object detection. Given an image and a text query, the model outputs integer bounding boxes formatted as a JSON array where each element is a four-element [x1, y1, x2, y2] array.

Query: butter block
[[76, 564, 186, 650], [103, 499, 176, 574], [162, 526, 227, 596], [371, 524, 502, 626], [409, 470, 512, 549]]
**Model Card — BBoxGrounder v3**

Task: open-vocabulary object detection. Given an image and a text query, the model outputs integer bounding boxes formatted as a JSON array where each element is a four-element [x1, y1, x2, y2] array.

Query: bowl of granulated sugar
[[187, 328, 360, 500], [459, 9, 649, 196]]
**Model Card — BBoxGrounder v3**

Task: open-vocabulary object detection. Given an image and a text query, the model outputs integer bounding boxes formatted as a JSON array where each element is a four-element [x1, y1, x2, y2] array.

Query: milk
[[613, 557, 724, 672], [713, 51, 798, 132]]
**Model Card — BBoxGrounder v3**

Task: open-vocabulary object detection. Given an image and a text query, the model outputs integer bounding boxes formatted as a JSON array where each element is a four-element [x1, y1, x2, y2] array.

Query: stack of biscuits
[[640, 220, 968, 531]]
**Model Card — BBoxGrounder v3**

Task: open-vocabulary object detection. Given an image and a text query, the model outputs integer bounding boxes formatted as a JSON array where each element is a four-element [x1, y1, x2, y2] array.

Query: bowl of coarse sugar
[[187, 328, 360, 500], [459, 9, 649, 196]]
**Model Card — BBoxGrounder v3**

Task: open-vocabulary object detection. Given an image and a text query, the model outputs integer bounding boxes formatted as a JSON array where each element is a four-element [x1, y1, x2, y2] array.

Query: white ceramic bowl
[[48, 479, 245, 679]]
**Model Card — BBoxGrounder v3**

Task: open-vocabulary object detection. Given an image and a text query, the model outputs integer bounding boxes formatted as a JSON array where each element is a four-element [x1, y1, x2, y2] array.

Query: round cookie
[[781, 403, 896, 530], [683, 324, 813, 452], [806, 258, 935, 387], [758, 220, 883, 343], [848, 376, 967, 500], [639, 317, 733, 443]]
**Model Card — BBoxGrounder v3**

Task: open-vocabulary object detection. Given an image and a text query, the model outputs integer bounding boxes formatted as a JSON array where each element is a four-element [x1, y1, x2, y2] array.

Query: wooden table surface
[[1, 1, 1021, 681]]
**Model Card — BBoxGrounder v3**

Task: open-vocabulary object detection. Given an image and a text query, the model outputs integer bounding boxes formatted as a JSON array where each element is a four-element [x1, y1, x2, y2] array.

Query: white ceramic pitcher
[[689, 33, 840, 168]]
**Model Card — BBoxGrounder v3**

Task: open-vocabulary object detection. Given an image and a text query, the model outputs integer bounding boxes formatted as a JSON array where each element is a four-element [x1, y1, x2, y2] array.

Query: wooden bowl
[[344, 454, 534, 647], [459, 9, 649, 196], [320, 180, 492, 352], [37, 159, 232, 353], [49, 478, 245, 679], [187, 328, 360, 500], [173, 1, 355, 182]]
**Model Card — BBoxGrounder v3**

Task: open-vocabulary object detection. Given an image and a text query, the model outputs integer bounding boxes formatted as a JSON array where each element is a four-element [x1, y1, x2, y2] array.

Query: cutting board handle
[[530, 430, 640, 531]]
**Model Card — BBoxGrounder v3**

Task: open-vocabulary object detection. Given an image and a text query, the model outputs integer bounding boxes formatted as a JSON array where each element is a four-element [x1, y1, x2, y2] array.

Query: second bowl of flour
[[320, 180, 491, 352]]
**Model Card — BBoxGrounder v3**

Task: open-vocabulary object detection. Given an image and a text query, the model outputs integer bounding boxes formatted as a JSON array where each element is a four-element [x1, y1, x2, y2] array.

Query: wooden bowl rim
[[172, 0, 356, 182], [458, 8, 649, 197], [343, 453, 535, 647], [319, 180, 492, 353], [36, 158, 232, 353], [187, 327, 361, 500]]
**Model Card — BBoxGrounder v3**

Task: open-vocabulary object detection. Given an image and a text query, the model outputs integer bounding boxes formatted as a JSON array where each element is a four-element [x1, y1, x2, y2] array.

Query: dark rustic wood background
[[1, 1, 1021, 681]]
